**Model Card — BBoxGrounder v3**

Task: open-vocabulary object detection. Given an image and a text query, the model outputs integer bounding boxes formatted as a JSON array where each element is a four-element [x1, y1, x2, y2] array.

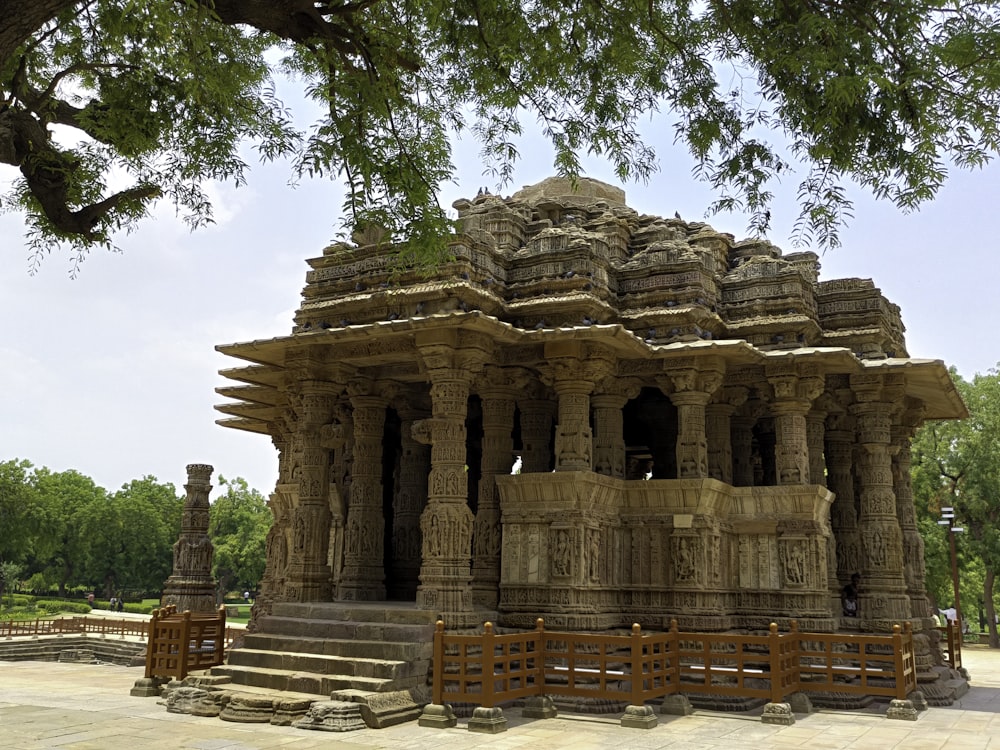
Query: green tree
[[82, 476, 182, 598], [0, 459, 43, 565], [913, 367, 1000, 647], [209, 476, 270, 603], [5, 1, 1000, 267], [31, 467, 108, 597], [0, 560, 24, 608]]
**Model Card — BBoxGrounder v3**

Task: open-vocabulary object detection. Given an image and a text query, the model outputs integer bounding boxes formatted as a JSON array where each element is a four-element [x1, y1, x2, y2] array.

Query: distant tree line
[[0, 460, 269, 602]]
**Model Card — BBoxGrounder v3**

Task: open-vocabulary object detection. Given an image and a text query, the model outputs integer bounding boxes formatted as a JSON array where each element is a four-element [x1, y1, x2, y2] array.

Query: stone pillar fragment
[[161, 463, 216, 612]]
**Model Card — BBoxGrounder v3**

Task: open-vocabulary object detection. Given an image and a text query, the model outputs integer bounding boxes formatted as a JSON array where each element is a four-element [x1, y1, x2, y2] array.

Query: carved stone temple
[[216, 177, 965, 651]]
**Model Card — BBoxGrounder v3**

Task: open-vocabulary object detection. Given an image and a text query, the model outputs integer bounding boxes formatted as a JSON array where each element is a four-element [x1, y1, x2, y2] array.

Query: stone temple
[[216, 177, 965, 658]]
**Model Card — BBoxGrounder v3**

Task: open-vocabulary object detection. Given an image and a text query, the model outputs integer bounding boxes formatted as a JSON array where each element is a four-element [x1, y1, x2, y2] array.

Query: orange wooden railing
[[0, 612, 239, 649], [143, 605, 228, 681], [937, 618, 963, 671], [431, 618, 917, 714]]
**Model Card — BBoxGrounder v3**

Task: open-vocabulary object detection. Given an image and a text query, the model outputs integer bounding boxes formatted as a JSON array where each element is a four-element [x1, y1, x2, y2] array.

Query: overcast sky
[[2, 90, 998, 498]]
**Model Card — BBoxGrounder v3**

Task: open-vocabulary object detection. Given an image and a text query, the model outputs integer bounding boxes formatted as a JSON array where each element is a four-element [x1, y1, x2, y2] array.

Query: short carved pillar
[[518, 390, 555, 473], [706, 386, 747, 484], [285, 384, 339, 602], [472, 368, 520, 608], [768, 370, 823, 484], [807, 407, 828, 486], [416, 368, 477, 613], [161, 463, 216, 613], [544, 363, 595, 471], [592, 377, 641, 478], [852, 375, 911, 628], [662, 364, 723, 479], [339, 382, 387, 601], [893, 414, 934, 623], [825, 412, 861, 599], [389, 406, 429, 600]]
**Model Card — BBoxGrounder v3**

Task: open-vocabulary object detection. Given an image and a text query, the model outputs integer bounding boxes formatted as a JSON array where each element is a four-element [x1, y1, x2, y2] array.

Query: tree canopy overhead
[[4, 0, 1000, 266]]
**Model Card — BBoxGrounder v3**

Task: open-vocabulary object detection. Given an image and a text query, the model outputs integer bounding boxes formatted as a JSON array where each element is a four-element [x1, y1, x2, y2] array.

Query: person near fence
[[116, 595, 124, 612]]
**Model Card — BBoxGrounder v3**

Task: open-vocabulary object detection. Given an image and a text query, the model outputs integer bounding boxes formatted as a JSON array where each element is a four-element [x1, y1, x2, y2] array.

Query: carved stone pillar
[[161, 463, 216, 613], [285, 383, 339, 602], [339, 381, 387, 601], [851, 374, 910, 629], [322, 416, 348, 596], [706, 386, 747, 484], [660, 362, 723, 479], [518, 387, 555, 473], [807, 407, 828, 486], [415, 368, 476, 613], [767, 368, 824, 484], [731, 395, 764, 487], [540, 347, 613, 472], [388, 405, 429, 600], [471, 368, 522, 607], [251, 483, 292, 631], [592, 377, 641, 478], [825, 413, 861, 590], [893, 410, 934, 624]]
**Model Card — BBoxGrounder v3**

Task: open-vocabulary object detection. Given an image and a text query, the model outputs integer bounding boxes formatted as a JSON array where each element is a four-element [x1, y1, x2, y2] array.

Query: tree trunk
[[986, 569, 999, 648]]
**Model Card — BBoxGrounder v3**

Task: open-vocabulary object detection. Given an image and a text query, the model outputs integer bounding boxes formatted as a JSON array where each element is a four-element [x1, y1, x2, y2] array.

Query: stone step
[[255, 616, 435, 645], [270, 602, 440, 626], [227, 648, 427, 682], [211, 664, 427, 695], [242, 633, 433, 662]]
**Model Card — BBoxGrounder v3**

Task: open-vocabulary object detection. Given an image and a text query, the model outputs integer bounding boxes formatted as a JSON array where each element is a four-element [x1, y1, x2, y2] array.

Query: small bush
[[123, 602, 153, 615], [35, 599, 91, 614]]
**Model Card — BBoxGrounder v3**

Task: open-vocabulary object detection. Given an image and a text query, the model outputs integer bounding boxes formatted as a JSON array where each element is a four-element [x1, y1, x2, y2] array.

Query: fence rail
[[0, 612, 239, 650], [429, 618, 919, 729]]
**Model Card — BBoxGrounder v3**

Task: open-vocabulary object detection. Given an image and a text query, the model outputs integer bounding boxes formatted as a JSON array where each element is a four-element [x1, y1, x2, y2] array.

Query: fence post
[[621, 623, 657, 729], [467, 621, 508, 734], [481, 621, 496, 709], [761, 623, 795, 726], [522, 618, 557, 719], [885, 623, 920, 720], [418, 620, 458, 728]]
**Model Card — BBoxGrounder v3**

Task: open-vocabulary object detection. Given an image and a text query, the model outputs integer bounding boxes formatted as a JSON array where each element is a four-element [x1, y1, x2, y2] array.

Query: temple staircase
[[210, 602, 438, 697]]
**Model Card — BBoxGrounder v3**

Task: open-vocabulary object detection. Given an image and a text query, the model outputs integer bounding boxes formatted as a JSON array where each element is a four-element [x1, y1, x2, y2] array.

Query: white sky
[[2, 86, 999, 497]]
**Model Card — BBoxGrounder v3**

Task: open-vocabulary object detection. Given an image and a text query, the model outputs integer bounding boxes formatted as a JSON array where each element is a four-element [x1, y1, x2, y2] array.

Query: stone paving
[[2, 646, 999, 750]]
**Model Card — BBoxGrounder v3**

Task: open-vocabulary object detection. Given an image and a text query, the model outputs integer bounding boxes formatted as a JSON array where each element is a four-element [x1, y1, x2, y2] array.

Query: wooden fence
[[430, 618, 919, 727], [938, 619, 963, 671], [0, 612, 240, 649], [142, 605, 228, 681]]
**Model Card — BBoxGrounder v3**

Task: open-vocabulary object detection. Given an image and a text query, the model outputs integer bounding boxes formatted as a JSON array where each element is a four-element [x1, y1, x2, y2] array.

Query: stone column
[[660, 362, 724, 479], [767, 367, 824, 484], [592, 377, 641, 478], [851, 373, 910, 629], [471, 367, 522, 608], [825, 412, 860, 588], [807, 407, 828, 487], [321, 413, 349, 597], [415, 368, 476, 613], [285, 383, 339, 602], [540, 346, 613, 472], [518, 386, 555, 473], [893, 409, 934, 624], [731, 396, 764, 487], [339, 380, 387, 601], [706, 386, 747, 484], [161, 463, 216, 613], [388, 404, 430, 600]]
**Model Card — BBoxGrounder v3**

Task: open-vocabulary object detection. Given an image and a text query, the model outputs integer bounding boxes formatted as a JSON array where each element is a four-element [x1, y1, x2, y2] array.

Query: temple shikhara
[[215, 177, 965, 696]]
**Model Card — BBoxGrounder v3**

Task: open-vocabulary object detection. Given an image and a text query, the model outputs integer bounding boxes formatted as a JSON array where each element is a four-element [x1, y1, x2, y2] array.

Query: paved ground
[[2, 645, 999, 750]]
